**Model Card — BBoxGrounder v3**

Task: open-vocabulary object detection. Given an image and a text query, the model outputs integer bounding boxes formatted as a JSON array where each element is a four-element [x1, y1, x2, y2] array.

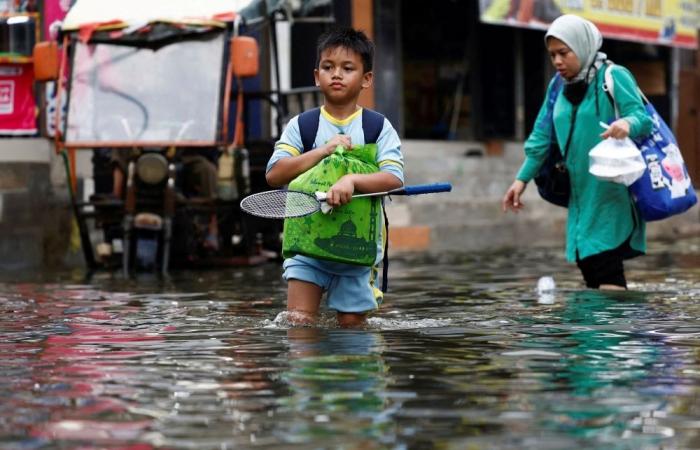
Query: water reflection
[[516, 291, 670, 448], [0, 239, 699, 448], [2, 284, 159, 448], [278, 329, 391, 447]]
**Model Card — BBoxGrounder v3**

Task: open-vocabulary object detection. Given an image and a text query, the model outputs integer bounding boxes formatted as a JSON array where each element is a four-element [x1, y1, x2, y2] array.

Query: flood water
[[1, 238, 700, 449]]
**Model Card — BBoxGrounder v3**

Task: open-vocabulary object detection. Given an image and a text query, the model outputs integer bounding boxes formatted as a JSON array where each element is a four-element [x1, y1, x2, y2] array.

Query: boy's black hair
[[315, 27, 374, 73]]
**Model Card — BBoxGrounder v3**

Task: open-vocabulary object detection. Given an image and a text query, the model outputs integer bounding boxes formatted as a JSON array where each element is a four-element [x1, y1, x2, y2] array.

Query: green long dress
[[517, 65, 653, 262]]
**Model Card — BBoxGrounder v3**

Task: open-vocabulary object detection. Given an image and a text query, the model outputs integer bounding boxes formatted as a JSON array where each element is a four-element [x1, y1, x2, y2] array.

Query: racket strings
[[240, 190, 320, 218]]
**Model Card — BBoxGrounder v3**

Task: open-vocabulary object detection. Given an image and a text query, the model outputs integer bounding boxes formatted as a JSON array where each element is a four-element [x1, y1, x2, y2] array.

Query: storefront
[[370, 1, 697, 143]]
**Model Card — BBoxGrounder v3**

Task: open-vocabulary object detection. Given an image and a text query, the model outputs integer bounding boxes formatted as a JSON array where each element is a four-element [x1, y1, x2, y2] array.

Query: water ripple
[[0, 240, 699, 448]]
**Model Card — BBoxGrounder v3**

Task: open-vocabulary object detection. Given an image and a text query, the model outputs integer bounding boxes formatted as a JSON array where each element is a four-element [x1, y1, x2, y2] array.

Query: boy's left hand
[[326, 176, 355, 207]]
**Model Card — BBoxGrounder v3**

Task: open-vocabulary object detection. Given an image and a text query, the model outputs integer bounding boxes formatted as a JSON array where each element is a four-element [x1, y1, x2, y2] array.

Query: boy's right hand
[[323, 135, 352, 155], [325, 175, 355, 207]]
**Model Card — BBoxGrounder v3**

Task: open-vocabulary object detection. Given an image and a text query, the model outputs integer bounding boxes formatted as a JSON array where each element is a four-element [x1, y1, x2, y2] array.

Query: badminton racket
[[240, 182, 452, 219]]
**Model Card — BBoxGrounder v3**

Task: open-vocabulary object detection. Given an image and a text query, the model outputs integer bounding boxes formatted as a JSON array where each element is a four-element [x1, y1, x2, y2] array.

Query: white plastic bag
[[589, 137, 646, 186]]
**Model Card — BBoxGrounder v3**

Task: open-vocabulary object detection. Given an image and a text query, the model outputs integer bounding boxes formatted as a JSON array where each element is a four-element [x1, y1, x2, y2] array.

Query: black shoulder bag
[[534, 75, 578, 208]]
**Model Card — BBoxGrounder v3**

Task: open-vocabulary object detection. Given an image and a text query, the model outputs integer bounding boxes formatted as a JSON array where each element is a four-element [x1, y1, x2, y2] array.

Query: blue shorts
[[282, 257, 382, 313]]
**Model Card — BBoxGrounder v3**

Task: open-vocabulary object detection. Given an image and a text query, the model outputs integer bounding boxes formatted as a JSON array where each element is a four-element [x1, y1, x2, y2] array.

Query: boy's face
[[314, 46, 372, 106]]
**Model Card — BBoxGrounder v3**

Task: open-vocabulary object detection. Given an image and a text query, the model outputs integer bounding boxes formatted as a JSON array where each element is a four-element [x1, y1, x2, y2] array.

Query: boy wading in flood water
[[266, 28, 404, 328]]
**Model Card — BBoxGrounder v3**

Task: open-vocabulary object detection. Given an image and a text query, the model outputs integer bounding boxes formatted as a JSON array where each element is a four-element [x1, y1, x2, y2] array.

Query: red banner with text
[[0, 64, 37, 135]]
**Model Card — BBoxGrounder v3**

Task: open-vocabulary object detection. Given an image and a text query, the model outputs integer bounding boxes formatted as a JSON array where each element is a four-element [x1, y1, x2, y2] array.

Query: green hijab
[[545, 14, 607, 84]]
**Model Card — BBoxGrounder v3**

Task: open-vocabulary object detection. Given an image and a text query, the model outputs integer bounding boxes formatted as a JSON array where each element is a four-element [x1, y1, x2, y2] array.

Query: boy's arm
[[326, 118, 404, 207], [266, 144, 332, 187], [325, 172, 403, 207], [266, 134, 351, 187]]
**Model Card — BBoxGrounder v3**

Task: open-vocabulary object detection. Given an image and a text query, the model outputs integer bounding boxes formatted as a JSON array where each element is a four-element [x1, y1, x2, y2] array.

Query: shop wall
[[677, 45, 699, 182]]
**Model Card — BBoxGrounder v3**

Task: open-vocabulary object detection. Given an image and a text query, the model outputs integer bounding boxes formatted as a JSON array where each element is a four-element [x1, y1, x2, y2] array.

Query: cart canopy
[[61, 0, 333, 47], [62, 0, 254, 31], [62, 0, 334, 31]]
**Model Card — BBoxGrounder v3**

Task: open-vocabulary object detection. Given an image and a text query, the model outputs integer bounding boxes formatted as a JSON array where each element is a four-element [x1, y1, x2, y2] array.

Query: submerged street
[[1, 238, 699, 449], [1, 1, 700, 449]]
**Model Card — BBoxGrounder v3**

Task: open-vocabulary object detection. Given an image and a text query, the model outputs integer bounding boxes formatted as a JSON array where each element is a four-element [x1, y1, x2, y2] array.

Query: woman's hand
[[502, 180, 527, 213], [600, 118, 630, 139], [326, 175, 355, 207]]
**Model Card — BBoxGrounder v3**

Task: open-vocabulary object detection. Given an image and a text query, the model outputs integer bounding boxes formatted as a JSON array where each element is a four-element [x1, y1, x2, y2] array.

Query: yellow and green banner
[[480, 0, 699, 49]]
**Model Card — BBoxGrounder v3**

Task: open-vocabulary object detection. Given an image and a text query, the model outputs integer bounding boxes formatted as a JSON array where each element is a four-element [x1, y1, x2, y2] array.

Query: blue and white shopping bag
[[605, 65, 697, 221]]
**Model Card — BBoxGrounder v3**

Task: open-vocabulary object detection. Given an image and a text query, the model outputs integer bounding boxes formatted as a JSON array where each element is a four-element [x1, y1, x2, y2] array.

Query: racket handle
[[401, 182, 452, 195]]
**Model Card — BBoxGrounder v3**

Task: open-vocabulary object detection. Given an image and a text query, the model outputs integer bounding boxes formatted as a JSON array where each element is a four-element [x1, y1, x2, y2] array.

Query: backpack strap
[[298, 107, 321, 152], [298, 107, 385, 151], [381, 207, 389, 292], [360, 108, 389, 291], [361, 108, 389, 291], [361, 108, 385, 144]]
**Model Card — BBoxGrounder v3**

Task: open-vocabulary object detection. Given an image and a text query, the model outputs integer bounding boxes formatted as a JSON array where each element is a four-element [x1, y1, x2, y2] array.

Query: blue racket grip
[[401, 182, 452, 195]]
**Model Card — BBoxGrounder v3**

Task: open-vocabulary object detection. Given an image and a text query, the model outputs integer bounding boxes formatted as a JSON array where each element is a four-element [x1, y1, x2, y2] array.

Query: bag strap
[[545, 74, 564, 145], [546, 74, 564, 125], [381, 205, 389, 292], [298, 107, 322, 152], [562, 105, 580, 160], [603, 62, 650, 119], [362, 107, 389, 292], [362, 108, 389, 291], [546, 74, 577, 160], [361, 108, 385, 144], [603, 64, 620, 119]]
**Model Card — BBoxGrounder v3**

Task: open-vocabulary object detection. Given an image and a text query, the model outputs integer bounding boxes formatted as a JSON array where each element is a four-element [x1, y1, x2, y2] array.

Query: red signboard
[[0, 64, 37, 134]]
